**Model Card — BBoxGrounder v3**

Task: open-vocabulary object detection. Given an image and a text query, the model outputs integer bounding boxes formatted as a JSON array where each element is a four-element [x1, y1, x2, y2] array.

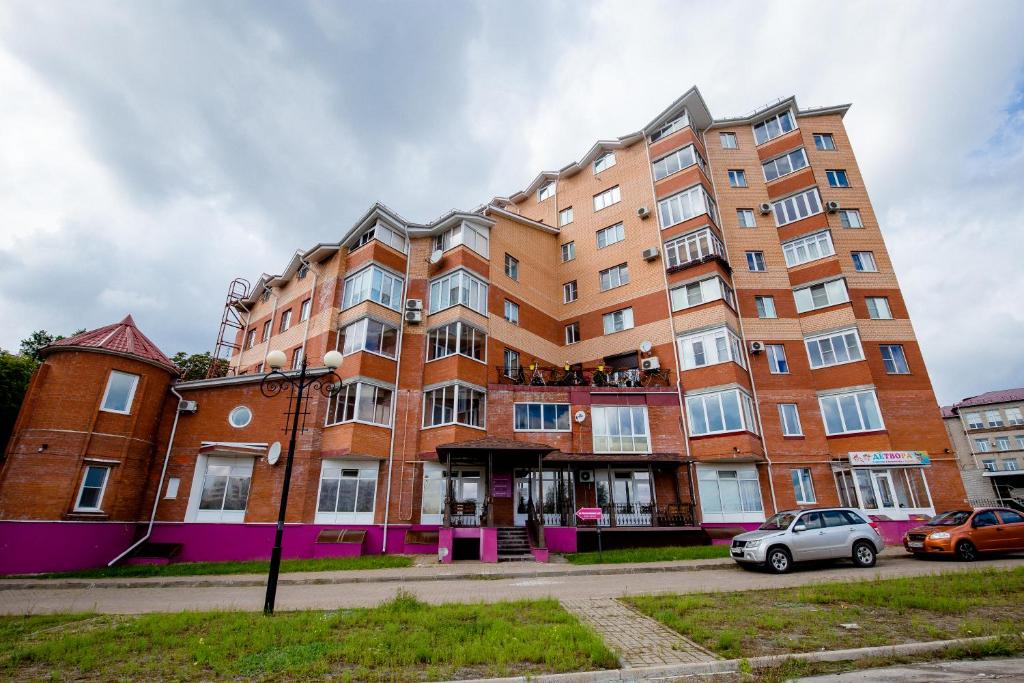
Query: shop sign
[[491, 474, 512, 498], [848, 451, 930, 466]]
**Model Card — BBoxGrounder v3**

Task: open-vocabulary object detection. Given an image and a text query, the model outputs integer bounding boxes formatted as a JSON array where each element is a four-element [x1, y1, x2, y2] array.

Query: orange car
[[904, 508, 1024, 561]]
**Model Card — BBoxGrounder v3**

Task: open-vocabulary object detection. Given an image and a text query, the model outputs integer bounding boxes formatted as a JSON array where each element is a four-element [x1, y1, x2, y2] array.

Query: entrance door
[[872, 471, 897, 510], [514, 471, 571, 526]]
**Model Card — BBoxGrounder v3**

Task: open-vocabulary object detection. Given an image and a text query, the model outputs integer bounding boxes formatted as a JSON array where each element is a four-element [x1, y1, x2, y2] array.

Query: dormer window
[[593, 152, 616, 174], [650, 111, 690, 142], [354, 221, 407, 253], [537, 182, 555, 202], [260, 289, 271, 303], [297, 264, 309, 280]]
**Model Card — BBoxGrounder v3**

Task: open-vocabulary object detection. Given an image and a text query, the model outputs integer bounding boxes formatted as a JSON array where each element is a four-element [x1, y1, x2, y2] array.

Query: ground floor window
[[834, 466, 933, 517], [420, 463, 482, 525], [316, 460, 378, 524], [74, 465, 111, 512], [516, 469, 575, 525], [697, 465, 764, 523], [192, 456, 253, 523], [791, 468, 816, 504]]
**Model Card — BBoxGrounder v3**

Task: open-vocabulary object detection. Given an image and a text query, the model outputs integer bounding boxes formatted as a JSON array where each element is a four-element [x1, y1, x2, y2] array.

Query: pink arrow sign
[[575, 507, 603, 522]]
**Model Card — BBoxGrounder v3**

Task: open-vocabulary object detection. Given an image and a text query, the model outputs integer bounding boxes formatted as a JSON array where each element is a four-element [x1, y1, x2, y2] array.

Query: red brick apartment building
[[0, 87, 964, 573]]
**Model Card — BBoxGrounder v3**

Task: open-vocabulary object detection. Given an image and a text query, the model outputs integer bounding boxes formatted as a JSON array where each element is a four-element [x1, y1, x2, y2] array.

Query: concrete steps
[[497, 527, 533, 562]]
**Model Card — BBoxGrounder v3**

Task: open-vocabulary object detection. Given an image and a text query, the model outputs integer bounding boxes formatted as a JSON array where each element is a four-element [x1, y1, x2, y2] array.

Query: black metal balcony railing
[[495, 365, 671, 389]]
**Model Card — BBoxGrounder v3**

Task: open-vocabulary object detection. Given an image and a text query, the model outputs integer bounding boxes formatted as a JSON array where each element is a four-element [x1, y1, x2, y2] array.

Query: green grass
[[13, 555, 414, 580], [564, 544, 731, 564], [625, 567, 1024, 660], [0, 593, 618, 681]]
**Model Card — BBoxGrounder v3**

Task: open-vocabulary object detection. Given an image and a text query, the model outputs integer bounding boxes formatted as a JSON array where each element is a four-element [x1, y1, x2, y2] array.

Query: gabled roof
[[948, 388, 1024, 413], [44, 315, 178, 373], [482, 204, 560, 234], [710, 96, 851, 128]]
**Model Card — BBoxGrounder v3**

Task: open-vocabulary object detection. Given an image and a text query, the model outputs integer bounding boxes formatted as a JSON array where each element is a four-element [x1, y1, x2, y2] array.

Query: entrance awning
[[435, 437, 559, 463]]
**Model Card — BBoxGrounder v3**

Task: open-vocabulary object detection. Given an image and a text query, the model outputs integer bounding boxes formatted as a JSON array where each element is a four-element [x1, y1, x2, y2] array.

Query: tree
[[0, 351, 38, 454], [18, 328, 86, 362], [171, 351, 228, 381]]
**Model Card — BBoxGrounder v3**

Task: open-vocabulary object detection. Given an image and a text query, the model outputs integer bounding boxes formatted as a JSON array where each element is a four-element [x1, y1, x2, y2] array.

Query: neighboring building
[[942, 388, 1024, 507], [0, 86, 963, 574]]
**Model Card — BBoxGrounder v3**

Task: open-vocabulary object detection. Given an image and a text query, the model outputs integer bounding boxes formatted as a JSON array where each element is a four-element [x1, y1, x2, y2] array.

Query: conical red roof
[[45, 315, 178, 372]]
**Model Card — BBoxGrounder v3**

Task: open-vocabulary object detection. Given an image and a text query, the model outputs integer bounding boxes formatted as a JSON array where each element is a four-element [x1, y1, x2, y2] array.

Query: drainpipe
[[298, 258, 319, 363], [262, 287, 280, 368], [699, 126, 778, 514], [381, 232, 413, 553], [108, 384, 186, 566]]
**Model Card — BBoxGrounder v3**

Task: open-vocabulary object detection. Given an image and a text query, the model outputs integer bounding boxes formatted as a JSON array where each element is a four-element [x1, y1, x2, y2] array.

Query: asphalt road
[[795, 656, 1024, 681], [2, 555, 1022, 615]]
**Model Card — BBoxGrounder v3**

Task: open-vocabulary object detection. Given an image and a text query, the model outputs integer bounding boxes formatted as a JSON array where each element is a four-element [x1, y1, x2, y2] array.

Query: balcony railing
[[495, 365, 671, 389], [665, 251, 731, 276]]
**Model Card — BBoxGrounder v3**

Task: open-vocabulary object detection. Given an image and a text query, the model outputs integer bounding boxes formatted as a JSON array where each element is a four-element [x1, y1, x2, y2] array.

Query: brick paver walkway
[[560, 597, 717, 668]]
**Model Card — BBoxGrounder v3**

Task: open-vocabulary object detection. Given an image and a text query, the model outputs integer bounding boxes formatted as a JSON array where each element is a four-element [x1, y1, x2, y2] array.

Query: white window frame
[[559, 207, 573, 226], [74, 465, 111, 512], [852, 251, 878, 272], [561, 241, 576, 262], [794, 278, 849, 313], [504, 253, 519, 280], [245, 329, 256, 350], [602, 307, 634, 334], [100, 371, 139, 415], [697, 464, 764, 523], [503, 348, 519, 375], [780, 405, 803, 437], [657, 184, 719, 229], [737, 209, 756, 228], [772, 187, 823, 227], [599, 263, 630, 291], [791, 467, 815, 502], [325, 381, 394, 427], [593, 151, 616, 174], [341, 317, 399, 359], [746, 251, 766, 272], [838, 209, 863, 228], [995, 436, 1011, 451], [664, 228, 726, 269], [354, 221, 407, 253], [593, 185, 622, 211], [504, 299, 519, 324], [514, 403, 572, 432], [261, 319, 271, 342], [650, 112, 689, 142], [677, 326, 745, 370], [315, 459, 378, 524], [565, 322, 580, 345], [767, 344, 789, 373], [805, 328, 865, 369], [719, 132, 738, 149], [188, 455, 254, 523], [977, 440, 992, 454], [1006, 408, 1024, 426], [827, 169, 850, 187], [686, 388, 758, 436], [813, 133, 835, 151], [818, 388, 885, 436], [670, 276, 735, 312], [964, 412, 984, 429], [755, 296, 777, 319], [422, 383, 486, 429], [985, 410, 1004, 427], [592, 405, 651, 453], [433, 221, 490, 258], [280, 309, 293, 332], [762, 147, 809, 182], [563, 280, 578, 303], [538, 182, 555, 202], [652, 144, 706, 181], [299, 298, 311, 322], [753, 109, 796, 145], [866, 297, 892, 320], [343, 265, 404, 311], [426, 321, 486, 364], [428, 268, 488, 315], [728, 169, 747, 188], [880, 344, 910, 374], [596, 223, 625, 249], [782, 230, 835, 268]]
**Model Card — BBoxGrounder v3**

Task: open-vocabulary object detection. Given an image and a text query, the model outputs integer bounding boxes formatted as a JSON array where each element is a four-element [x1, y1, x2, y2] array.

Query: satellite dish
[[267, 442, 282, 466], [639, 340, 653, 353], [574, 410, 587, 423], [428, 249, 443, 265]]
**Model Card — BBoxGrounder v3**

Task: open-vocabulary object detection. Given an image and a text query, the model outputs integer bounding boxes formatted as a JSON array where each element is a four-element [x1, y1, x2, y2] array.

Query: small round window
[[228, 406, 252, 428]]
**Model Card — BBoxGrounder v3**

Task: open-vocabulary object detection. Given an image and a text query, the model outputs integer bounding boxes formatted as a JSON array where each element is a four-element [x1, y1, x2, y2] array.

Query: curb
[[454, 634, 1014, 683], [0, 550, 917, 592]]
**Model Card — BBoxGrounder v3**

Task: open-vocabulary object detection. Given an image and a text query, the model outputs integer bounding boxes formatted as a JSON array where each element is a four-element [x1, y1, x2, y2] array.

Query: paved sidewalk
[[561, 598, 716, 668], [1, 554, 1020, 614], [796, 656, 1024, 681]]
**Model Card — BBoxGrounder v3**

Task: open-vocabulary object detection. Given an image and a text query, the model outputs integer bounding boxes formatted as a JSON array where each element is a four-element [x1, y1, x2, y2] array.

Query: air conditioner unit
[[759, 202, 772, 215], [404, 310, 423, 324], [641, 357, 660, 371], [637, 206, 651, 219], [826, 200, 841, 213], [177, 400, 198, 414], [641, 246, 660, 262], [405, 298, 423, 311], [578, 470, 595, 484], [749, 341, 765, 354]]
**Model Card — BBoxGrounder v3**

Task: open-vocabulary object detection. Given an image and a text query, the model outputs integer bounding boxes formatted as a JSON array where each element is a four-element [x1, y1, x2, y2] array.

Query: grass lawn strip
[[625, 566, 1024, 660], [564, 544, 731, 565], [0, 593, 617, 682], [10, 554, 414, 580]]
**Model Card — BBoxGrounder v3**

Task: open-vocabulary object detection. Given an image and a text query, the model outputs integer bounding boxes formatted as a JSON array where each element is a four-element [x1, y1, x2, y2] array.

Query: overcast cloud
[[0, 0, 1021, 406]]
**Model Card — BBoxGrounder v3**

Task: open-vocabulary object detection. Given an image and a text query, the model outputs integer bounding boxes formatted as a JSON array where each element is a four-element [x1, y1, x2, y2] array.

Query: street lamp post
[[259, 348, 343, 615]]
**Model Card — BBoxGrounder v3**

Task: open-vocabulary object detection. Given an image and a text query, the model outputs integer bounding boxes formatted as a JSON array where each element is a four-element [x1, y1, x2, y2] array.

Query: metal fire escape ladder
[[208, 277, 251, 378]]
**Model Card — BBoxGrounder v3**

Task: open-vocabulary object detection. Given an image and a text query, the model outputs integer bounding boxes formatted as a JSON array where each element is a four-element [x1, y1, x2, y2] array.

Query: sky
[[0, 0, 1022, 406]]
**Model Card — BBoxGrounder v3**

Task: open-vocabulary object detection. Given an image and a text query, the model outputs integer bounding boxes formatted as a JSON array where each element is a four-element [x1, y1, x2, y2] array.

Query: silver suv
[[730, 507, 885, 573]]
